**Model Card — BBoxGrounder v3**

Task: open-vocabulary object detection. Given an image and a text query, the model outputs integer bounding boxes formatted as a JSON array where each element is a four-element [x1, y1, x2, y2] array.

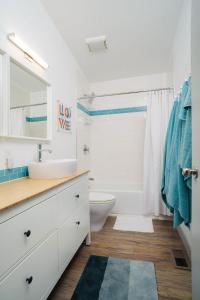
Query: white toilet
[[89, 192, 116, 232]]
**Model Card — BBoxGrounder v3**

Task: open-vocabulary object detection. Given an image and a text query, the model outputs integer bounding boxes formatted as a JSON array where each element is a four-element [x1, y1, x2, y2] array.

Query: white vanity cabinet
[[0, 174, 90, 300]]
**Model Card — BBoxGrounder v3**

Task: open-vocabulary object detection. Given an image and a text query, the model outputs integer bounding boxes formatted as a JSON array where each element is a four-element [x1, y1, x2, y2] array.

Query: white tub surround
[[0, 172, 90, 300], [90, 184, 143, 215]]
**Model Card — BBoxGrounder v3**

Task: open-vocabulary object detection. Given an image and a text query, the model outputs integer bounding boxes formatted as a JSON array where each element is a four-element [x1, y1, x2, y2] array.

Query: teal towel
[[178, 77, 192, 225], [179, 77, 192, 190], [161, 78, 192, 227], [167, 99, 189, 227], [161, 100, 179, 212]]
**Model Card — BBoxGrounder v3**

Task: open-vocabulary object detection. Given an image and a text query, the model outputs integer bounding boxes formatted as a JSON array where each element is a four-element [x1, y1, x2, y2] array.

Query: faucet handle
[[37, 144, 52, 162], [38, 144, 42, 162]]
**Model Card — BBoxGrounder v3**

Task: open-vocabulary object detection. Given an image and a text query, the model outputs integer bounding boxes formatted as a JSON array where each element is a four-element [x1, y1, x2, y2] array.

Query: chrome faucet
[[37, 144, 52, 162]]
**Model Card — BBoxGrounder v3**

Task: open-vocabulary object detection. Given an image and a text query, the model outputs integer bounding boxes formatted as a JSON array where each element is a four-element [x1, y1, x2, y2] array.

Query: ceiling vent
[[85, 35, 108, 52]]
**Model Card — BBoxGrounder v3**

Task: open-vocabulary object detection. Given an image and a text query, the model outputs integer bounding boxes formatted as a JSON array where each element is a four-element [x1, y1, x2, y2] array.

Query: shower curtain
[[143, 89, 174, 216]]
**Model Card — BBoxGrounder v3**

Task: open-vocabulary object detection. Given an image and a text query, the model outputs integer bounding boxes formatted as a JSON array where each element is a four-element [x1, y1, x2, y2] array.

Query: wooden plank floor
[[48, 217, 192, 300]]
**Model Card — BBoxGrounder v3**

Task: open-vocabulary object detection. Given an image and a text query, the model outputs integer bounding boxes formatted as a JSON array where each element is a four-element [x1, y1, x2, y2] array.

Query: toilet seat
[[89, 192, 115, 204]]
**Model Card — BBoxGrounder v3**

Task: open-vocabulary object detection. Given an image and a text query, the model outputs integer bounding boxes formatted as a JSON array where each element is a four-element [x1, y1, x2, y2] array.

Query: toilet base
[[90, 216, 107, 232], [89, 200, 115, 232]]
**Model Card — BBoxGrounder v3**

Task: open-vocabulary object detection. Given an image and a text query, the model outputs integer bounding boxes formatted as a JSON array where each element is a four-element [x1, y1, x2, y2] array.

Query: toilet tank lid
[[89, 192, 115, 202]]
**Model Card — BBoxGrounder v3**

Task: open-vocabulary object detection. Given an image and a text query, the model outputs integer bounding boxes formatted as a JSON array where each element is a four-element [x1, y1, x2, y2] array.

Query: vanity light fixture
[[7, 33, 48, 69]]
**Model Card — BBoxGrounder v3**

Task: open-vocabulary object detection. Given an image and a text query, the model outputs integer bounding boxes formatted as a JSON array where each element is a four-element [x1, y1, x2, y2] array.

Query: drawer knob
[[76, 221, 80, 225], [24, 230, 31, 237], [75, 194, 80, 198], [26, 276, 33, 285]]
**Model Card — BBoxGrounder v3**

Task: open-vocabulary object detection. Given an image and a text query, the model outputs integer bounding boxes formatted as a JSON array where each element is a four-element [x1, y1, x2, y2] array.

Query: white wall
[[90, 73, 172, 95], [0, 0, 89, 169], [172, 0, 192, 252], [76, 110, 91, 171], [76, 70, 91, 171], [89, 73, 171, 192], [173, 0, 191, 93]]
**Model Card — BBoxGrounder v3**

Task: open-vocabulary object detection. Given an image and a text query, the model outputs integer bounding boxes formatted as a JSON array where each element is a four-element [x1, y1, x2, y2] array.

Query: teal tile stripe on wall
[[77, 102, 147, 116], [89, 106, 147, 116], [77, 102, 90, 116], [0, 166, 29, 183], [26, 116, 47, 122]]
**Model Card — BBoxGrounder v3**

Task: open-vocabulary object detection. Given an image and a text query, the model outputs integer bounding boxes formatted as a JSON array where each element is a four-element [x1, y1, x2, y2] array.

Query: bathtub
[[89, 184, 144, 215]]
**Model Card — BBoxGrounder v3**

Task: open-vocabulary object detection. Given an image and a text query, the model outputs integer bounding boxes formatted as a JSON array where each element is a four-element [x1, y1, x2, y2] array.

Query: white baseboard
[[109, 213, 172, 220], [177, 225, 191, 258]]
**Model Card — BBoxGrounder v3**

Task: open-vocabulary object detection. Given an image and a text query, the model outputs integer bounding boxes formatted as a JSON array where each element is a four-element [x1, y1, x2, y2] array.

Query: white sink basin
[[28, 159, 77, 179]]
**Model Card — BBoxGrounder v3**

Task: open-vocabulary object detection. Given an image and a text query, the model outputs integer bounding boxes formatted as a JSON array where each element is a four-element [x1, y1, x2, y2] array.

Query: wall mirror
[[0, 53, 52, 142]]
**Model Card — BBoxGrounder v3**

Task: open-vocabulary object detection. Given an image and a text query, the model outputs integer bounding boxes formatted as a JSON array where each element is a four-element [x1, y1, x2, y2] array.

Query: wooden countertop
[[0, 170, 89, 212]]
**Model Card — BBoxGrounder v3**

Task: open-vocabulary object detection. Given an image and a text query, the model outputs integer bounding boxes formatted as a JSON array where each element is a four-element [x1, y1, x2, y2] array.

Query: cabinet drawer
[[59, 203, 90, 273], [58, 177, 89, 225], [0, 197, 56, 278], [0, 232, 58, 300]]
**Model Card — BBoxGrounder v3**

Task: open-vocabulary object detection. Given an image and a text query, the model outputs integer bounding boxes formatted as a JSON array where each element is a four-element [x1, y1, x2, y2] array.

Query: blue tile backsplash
[[0, 166, 29, 183]]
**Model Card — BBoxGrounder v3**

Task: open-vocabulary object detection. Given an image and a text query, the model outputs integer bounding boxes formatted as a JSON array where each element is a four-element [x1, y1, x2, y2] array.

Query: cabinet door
[[76, 203, 90, 245], [0, 232, 58, 300], [0, 196, 56, 278], [58, 176, 89, 226], [58, 203, 90, 273], [59, 212, 78, 273]]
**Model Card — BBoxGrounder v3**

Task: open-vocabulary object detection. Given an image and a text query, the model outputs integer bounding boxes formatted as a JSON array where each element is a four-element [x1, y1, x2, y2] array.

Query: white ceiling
[[41, 0, 183, 82]]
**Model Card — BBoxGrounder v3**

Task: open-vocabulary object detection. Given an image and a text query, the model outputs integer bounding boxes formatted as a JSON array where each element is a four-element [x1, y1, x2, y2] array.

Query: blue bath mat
[[71, 255, 158, 300]]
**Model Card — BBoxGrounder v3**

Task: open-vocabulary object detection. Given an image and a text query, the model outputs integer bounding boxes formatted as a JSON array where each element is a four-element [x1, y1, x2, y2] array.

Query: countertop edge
[[0, 170, 89, 212]]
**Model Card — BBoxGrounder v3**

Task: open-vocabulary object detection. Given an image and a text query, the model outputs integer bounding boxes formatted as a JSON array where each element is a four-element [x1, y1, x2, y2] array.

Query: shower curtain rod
[[10, 102, 47, 110], [78, 87, 173, 100]]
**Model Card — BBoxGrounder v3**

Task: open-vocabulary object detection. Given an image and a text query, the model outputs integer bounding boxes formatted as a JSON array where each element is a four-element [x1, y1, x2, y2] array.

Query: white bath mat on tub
[[113, 215, 154, 233]]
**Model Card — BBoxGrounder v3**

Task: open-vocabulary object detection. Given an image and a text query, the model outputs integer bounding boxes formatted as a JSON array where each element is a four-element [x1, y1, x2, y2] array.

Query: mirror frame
[[0, 52, 52, 143]]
